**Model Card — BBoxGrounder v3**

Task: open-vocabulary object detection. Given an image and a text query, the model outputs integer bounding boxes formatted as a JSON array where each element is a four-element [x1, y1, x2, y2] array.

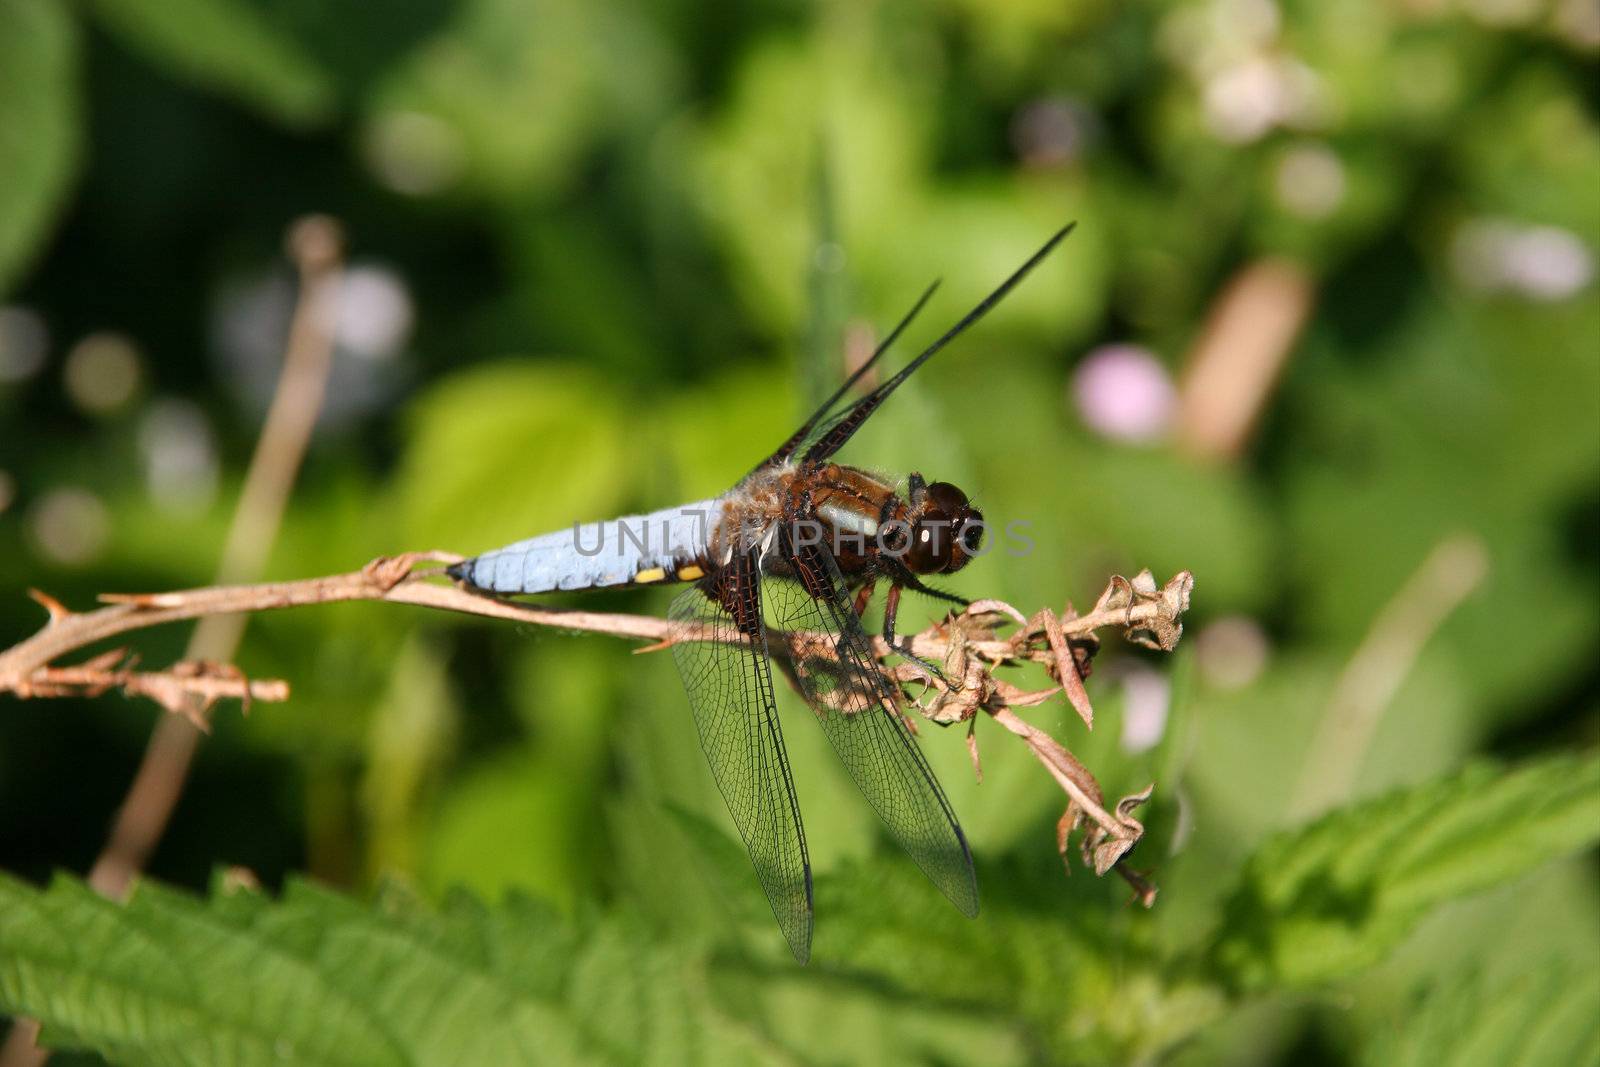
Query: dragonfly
[[449, 225, 1073, 962]]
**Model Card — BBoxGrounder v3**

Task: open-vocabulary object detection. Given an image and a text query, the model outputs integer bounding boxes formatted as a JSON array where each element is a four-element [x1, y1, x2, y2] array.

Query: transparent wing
[[668, 548, 814, 963], [798, 225, 1074, 464], [766, 539, 979, 917], [749, 281, 940, 475]]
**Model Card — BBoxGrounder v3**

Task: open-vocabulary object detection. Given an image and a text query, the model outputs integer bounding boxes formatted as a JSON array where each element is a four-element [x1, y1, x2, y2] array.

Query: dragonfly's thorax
[[713, 463, 984, 578]]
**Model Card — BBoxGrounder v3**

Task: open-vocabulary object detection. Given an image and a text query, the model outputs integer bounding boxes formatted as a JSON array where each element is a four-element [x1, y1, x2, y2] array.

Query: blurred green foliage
[[2, 752, 1596, 1064], [0, 0, 1596, 1064]]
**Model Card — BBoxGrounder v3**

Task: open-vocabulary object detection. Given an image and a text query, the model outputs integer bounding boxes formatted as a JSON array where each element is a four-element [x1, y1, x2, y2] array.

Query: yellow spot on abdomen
[[633, 567, 667, 584], [676, 564, 705, 581]]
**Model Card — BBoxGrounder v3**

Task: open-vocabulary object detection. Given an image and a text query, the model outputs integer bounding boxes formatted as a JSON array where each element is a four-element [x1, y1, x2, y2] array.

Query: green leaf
[[657, 803, 775, 930], [392, 361, 632, 554], [424, 752, 597, 909], [807, 854, 1226, 1066], [691, 33, 1106, 344], [361, 632, 460, 880], [0, 0, 79, 294], [1208, 750, 1600, 991], [0, 875, 401, 1064], [91, 0, 335, 126], [370, 0, 673, 199], [0, 872, 773, 1066], [1363, 966, 1600, 1067], [1281, 294, 1600, 727]]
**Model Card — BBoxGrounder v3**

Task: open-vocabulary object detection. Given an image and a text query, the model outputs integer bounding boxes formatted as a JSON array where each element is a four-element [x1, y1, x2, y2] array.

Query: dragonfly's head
[[901, 476, 985, 575]]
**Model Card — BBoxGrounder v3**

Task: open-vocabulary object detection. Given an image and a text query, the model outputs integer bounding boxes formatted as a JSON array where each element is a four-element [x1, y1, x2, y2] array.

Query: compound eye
[[925, 481, 968, 514], [902, 517, 953, 573], [958, 511, 985, 555]]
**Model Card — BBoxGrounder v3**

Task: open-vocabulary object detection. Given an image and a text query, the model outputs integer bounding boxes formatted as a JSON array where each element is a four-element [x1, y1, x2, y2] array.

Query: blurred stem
[[1176, 257, 1314, 460], [85, 215, 344, 901], [802, 139, 849, 414], [1289, 534, 1490, 820], [0, 216, 343, 1067]]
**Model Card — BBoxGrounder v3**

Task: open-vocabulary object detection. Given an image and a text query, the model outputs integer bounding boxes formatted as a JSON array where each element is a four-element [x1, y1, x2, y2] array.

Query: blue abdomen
[[450, 498, 722, 594]]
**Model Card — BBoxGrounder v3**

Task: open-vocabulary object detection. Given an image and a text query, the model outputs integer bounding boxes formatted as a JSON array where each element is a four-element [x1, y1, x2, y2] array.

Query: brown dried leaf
[[1082, 783, 1154, 875], [1092, 574, 1136, 617], [1056, 807, 1077, 875], [1040, 607, 1094, 729], [1116, 783, 1155, 824], [964, 598, 1030, 629], [988, 678, 1063, 709], [965, 720, 983, 783], [1128, 572, 1194, 651]]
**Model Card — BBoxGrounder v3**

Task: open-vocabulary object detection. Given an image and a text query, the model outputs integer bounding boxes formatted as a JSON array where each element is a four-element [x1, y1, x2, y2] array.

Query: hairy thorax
[[710, 463, 906, 578]]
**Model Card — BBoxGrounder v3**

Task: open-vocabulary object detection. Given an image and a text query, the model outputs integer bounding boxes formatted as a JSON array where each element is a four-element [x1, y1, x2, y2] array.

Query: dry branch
[[0, 550, 1193, 898], [0, 214, 351, 1067]]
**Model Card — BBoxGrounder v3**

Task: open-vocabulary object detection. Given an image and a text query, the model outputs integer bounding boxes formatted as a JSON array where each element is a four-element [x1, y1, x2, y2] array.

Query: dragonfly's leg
[[852, 580, 876, 620], [884, 583, 949, 688], [895, 571, 970, 609], [882, 582, 902, 645]]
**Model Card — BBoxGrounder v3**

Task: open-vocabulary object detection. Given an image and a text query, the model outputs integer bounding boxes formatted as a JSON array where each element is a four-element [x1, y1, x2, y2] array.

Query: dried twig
[[0, 553, 1193, 902], [880, 569, 1190, 897], [82, 215, 346, 902], [9, 650, 287, 730], [0, 216, 350, 1067], [0, 558, 1189, 687]]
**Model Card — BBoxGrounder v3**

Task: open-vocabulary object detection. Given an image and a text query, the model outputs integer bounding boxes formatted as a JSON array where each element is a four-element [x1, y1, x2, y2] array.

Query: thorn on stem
[[81, 648, 130, 672], [27, 588, 70, 622]]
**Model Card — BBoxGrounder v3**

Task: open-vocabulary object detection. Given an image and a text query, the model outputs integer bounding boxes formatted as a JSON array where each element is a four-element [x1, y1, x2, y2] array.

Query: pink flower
[[1072, 344, 1176, 443]]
